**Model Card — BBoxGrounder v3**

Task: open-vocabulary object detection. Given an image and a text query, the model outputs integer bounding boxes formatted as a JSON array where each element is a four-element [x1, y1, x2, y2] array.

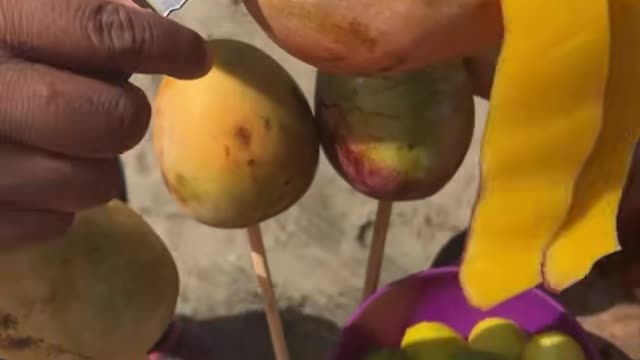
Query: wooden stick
[[247, 224, 291, 360], [361, 200, 394, 302]]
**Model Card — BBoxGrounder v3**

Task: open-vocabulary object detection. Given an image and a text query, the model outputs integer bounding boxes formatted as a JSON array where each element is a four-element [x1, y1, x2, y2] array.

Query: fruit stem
[[247, 224, 291, 360], [362, 200, 394, 302]]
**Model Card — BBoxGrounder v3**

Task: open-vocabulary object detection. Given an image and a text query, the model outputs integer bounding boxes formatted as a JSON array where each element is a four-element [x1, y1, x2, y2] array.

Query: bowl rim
[[339, 266, 601, 360], [346, 266, 571, 325]]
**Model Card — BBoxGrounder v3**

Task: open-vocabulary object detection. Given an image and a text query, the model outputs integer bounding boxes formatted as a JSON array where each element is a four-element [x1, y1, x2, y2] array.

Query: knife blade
[[137, 0, 189, 17]]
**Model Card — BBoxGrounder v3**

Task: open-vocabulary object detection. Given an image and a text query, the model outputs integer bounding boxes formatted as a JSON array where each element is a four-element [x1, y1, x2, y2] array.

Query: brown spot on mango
[[0, 314, 17, 331], [234, 126, 252, 146], [0, 335, 41, 351], [262, 116, 272, 131]]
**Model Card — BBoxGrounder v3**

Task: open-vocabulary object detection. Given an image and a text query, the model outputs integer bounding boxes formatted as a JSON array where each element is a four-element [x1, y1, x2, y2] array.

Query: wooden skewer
[[361, 200, 394, 302], [247, 224, 291, 360]]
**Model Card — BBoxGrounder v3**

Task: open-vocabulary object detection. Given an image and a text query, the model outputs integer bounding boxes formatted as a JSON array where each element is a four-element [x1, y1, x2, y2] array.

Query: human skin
[[0, 0, 213, 245]]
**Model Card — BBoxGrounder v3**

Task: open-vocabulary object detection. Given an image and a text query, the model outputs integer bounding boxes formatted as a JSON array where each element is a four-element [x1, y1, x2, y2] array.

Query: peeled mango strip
[[543, 0, 640, 291], [460, 0, 610, 309]]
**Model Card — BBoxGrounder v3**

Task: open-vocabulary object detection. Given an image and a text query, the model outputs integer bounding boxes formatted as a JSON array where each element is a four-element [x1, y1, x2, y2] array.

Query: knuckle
[[32, 75, 62, 110], [104, 87, 151, 153], [84, 2, 153, 63], [0, 62, 58, 142]]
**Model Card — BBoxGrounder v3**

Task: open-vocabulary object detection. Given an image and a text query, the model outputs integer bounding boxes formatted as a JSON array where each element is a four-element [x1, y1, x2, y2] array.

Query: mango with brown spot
[[242, 0, 502, 75], [314, 60, 475, 201], [0, 200, 179, 360], [153, 39, 320, 228]]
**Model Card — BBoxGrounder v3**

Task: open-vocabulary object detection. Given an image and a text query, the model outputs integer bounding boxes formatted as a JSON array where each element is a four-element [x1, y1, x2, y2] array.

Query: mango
[[460, 0, 610, 309], [453, 349, 502, 360], [0, 200, 179, 360], [152, 39, 320, 228], [521, 331, 586, 360], [542, 0, 640, 292], [400, 321, 467, 360], [314, 60, 474, 201], [242, 0, 503, 75], [365, 348, 409, 360], [468, 317, 527, 359]]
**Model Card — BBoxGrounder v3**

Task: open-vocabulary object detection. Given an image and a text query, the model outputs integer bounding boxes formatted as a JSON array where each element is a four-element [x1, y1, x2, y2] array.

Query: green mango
[[453, 349, 502, 360], [365, 348, 409, 360], [314, 60, 475, 201]]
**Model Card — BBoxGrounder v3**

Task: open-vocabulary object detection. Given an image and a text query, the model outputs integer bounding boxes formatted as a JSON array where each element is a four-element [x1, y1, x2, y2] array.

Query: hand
[[0, 0, 212, 244], [464, 47, 499, 100]]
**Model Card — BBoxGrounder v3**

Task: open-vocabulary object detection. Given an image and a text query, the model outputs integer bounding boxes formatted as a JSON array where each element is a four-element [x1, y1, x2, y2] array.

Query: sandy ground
[[120, 1, 640, 358]]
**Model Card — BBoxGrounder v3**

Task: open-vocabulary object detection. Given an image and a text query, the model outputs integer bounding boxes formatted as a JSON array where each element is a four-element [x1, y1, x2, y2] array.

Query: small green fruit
[[521, 331, 586, 360], [401, 321, 467, 360], [365, 348, 408, 360], [468, 317, 528, 359], [453, 349, 502, 360]]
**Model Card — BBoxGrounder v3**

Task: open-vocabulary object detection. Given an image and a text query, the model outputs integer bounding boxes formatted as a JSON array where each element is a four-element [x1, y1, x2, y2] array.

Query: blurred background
[[124, 1, 639, 358]]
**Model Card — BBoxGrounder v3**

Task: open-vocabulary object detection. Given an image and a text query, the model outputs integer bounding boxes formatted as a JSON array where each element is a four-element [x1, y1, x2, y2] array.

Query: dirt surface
[[120, 1, 640, 358]]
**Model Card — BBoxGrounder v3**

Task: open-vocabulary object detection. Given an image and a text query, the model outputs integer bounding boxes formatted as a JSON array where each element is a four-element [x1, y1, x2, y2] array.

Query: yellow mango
[[543, 0, 640, 291], [460, 0, 610, 309], [0, 200, 179, 360], [153, 39, 320, 228]]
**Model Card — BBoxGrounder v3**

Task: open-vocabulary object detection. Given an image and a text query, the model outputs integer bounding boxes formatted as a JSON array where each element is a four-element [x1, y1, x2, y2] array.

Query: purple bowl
[[331, 266, 599, 360]]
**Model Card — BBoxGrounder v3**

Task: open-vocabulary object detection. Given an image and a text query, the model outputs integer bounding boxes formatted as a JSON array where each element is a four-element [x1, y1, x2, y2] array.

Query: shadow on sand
[[587, 331, 633, 360], [160, 307, 340, 360]]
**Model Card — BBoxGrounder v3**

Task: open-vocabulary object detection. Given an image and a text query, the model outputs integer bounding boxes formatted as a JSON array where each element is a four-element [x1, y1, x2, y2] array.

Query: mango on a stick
[[242, 0, 502, 75], [0, 200, 179, 360], [152, 39, 320, 228], [460, 0, 610, 309], [314, 60, 475, 201]]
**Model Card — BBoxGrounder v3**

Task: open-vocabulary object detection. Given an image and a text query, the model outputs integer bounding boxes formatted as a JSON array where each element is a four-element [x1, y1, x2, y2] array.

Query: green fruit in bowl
[[453, 349, 502, 360], [400, 321, 467, 360], [365, 348, 408, 360], [468, 317, 528, 359], [522, 331, 586, 360]]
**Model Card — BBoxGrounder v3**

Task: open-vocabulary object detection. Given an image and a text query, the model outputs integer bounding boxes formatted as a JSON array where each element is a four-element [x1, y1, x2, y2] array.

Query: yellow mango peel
[[543, 0, 640, 291], [460, 0, 610, 309]]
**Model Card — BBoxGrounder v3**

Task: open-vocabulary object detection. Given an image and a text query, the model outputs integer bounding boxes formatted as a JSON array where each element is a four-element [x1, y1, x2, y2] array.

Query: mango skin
[[242, 0, 503, 75], [153, 39, 320, 228], [314, 60, 475, 201], [0, 200, 179, 360]]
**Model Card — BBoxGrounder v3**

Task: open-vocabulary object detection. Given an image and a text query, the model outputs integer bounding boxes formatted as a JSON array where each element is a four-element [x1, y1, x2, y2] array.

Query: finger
[[0, 0, 212, 79], [0, 208, 73, 245], [0, 58, 150, 157], [0, 142, 123, 212]]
